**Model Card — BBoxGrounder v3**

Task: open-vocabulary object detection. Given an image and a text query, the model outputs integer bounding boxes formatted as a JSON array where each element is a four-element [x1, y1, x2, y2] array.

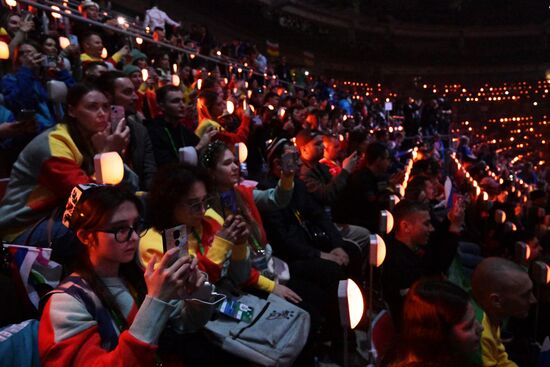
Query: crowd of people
[[0, 1, 549, 367]]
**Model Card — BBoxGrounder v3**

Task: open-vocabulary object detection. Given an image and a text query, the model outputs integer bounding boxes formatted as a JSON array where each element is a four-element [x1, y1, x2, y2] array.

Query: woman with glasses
[[39, 184, 217, 367], [142, 153, 299, 303]]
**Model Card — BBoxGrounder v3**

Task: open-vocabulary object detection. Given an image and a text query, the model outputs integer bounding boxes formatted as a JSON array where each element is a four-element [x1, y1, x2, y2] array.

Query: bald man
[[471, 257, 536, 367]]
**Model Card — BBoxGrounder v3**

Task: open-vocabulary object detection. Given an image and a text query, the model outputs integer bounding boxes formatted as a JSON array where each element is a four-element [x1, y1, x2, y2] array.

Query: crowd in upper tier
[[0, 1, 549, 367]]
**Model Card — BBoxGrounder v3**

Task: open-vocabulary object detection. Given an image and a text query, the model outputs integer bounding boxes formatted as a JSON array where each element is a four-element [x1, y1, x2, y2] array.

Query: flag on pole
[[266, 40, 280, 58]]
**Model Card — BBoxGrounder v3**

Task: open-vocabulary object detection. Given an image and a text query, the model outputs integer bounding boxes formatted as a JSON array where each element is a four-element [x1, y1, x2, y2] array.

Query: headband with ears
[[62, 183, 101, 229]]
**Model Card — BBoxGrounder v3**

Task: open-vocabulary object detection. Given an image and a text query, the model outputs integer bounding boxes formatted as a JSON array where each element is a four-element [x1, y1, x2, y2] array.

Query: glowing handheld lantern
[[94, 152, 124, 185]]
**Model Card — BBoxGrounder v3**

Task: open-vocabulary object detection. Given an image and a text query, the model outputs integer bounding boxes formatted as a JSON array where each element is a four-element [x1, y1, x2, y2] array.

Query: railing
[[10, 0, 294, 85]]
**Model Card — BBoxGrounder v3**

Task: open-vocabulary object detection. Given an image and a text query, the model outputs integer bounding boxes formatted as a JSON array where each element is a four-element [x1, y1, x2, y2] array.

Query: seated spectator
[[72, 0, 107, 41], [405, 175, 436, 204], [39, 184, 216, 367], [261, 137, 360, 274], [332, 141, 402, 232], [382, 199, 463, 327], [195, 89, 251, 144], [198, 141, 300, 301], [471, 257, 536, 367], [1, 41, 75, 132], [146, 85, 215, 167], [381, 279, 483, 367], [295, 129, 369, 259], [296, 129, 356, 207], [79, 32, 128, 69], [40, 35, 71, 75], [0, 11, 34, 57], [82, 61, 108, 83], [319, 134, 343, 177], [96, 71, 157, 190], [0, 84, 135, 265]]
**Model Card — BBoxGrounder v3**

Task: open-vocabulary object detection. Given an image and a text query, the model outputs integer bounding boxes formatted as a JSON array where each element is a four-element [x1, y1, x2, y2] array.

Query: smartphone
[[281, 151, 298, 173], [162, 224, 188, 257], [220, 190, 238, 214], [19, 109, 35, 122], [217, 298, 254, 323], [110, 105, 125, 131]]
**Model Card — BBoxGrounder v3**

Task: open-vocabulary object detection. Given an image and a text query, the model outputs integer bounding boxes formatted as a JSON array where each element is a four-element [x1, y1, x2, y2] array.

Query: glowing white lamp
[[533, 261, 550, 285], [338, 279, 364, 329], [5, 0, 16, 6], [0, 41, 9, 60], [197, 79, 202, 90], [481, 191, 489, 201], [370, 234, 387, 267], [247, 90, 252, 99], [379, 210, 394, 234], [235, 143, 248, 163], [495, 209, 506, 224], [59, 36, 70, 49], [171, 74, 180, 87], [51, 5, 62, 19], [505, 221, 517, 232], [515, 241, 530, 264], [101, 47, 108, 59], [94, 152, 124, 185], [141, 68, 148, 82], [135, 37, 143, 45], [226, 100, 235, 114]]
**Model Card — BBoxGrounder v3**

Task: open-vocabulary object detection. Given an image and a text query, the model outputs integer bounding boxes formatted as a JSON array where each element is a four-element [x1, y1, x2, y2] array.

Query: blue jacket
[[1, 67, 75, 131]]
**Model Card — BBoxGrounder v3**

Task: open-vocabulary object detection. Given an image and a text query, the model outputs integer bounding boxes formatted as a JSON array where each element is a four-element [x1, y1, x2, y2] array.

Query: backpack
[[204, 293, 310, 367]]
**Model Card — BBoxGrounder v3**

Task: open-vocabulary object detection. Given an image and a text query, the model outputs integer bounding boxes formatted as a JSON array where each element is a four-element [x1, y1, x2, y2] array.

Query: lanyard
[[164, 127, 182, 158], [191, 228, 205, 255]]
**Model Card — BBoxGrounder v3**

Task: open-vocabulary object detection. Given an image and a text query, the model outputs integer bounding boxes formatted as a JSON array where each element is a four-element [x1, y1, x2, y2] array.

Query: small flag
[[266, 40, 280, 58]]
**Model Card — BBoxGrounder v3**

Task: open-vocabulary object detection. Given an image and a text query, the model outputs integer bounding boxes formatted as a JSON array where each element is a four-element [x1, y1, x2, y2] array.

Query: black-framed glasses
[[95, 220, 149, 243]]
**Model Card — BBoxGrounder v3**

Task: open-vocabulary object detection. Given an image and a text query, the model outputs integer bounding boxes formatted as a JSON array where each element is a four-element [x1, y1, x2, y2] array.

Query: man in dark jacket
[[332, 141, 404, 233], [146, 85, 215, 168], [96, 71, 156, 190], [382, 199, 463, 328]]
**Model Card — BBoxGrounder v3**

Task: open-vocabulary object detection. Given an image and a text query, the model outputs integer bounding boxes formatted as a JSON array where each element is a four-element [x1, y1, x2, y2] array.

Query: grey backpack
[[204, 293, 310, 367]]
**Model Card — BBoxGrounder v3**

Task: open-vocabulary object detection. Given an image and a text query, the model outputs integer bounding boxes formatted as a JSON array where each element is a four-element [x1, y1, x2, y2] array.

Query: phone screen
[[110, 105, 125, 131], [281, 151, 298, 173], [220, 190, 238, 214]]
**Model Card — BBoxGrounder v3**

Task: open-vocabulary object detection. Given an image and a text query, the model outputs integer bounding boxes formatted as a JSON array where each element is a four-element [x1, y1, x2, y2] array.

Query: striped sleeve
[[38, 125, 93, 199], [39, 293, 157, 367]]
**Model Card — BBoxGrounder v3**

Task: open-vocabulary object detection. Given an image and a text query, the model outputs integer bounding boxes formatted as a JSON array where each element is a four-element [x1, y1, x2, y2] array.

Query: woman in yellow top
[[140, 150, 299, 302]]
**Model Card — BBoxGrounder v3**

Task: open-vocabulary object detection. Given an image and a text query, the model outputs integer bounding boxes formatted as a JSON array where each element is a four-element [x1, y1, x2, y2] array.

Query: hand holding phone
[[110, 105, 125, 132], [281, 150, 298, 175], [162, 224, 188, 256]]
